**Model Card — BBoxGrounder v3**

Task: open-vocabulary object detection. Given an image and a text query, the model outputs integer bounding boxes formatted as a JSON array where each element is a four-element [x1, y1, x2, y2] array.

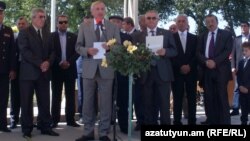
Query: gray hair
[[31, 8, 46, 19], [90, 0, 105, 11], [145, 10, 160, 19], [176, 14, 189, 23]]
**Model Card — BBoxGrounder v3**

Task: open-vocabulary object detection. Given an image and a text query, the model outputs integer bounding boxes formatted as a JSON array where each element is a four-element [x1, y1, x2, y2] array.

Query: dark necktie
[[37, 29, 42, 42], [244, 59, 248, 68], [208, 32, 215, 58], [95, 23, 101, 41], [150, 30, 155, 36]]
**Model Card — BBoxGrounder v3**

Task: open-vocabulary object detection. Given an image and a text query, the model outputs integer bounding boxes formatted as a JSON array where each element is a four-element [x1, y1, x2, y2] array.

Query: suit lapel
[[88, 20, 97, 41], [55, 32, 62, 59], [203, 32, 209, 55], [214, 29, 222, 54]]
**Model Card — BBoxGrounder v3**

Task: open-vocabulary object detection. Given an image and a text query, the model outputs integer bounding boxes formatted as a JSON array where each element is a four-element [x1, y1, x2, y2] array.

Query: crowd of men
[[1, 0, 250, 141]]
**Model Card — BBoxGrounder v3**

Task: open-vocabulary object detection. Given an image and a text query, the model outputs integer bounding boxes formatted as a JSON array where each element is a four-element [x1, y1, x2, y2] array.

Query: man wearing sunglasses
[[133, 10, 177, 125], [18, 8, 59, 138], [50, 14, 80, 128]]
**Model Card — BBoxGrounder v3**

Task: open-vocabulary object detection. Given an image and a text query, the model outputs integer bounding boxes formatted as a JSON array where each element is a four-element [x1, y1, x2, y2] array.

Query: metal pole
[[133, 0, 138, 29], [128, 73, 133, 141], [51, 0, 56, 32], [124, 0, 128, 17]]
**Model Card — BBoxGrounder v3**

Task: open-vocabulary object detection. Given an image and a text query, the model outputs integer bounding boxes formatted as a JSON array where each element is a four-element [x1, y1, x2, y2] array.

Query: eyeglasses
[[146, 17, 157, 20], [38, 15, 46, 19], [59, 21, 68, 24]]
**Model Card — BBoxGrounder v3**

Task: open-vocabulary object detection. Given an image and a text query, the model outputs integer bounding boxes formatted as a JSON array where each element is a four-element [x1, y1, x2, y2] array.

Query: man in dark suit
[[51, 15, 80, 128], [171, 14, 197, 125], [197, 14, 233, 124], [133, 10, 177, 125], [122, 16, 145, 130], [237, 42, 250, 125], [10, 16, 29, 129], [109, 15, 132, 134], [18, 8, 59, 138], [75, 1, 120, 141], [230, 21, 250, 116], [0, 1, 16, 132]]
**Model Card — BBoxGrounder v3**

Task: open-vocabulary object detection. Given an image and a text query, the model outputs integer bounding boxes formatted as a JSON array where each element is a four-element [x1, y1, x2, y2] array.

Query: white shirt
[[127, 27, 136, 35], [205, 28, 218, 58], [147, 27, 157, 36], [94, 19, 104, 38], [32, 25, 42, 39], [59, 31, 67, 61], [178, 30, 187, 53], [242, 34, 249, 42]]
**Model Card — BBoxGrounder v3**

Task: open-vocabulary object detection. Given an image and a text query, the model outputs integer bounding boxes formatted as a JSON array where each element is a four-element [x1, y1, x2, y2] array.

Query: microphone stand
[[112, 71, 118, 141]]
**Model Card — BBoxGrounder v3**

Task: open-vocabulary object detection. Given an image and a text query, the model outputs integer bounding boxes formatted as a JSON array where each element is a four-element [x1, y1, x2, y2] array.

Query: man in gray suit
[[133, 10, 177, 125], [230, 21, 250, 116], [75, 1, 120, 141], [18, 8, 59, 138]]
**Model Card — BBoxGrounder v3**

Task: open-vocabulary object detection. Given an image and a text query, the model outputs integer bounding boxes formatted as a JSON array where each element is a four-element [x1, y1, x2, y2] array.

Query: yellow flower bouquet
[[103, 39, 152, 76]]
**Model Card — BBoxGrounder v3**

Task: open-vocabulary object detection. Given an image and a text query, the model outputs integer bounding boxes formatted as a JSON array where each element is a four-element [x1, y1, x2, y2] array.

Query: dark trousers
[[172, 74, 197, 124], [116, 73, 128, 131], [0, 74, 9, 128], [133, 79, 144, 125], [10, 63, 21, 124], [204, 69, 230, 124], [51, 75, 76, 124], [20, 76, 52, 134], [143, 67, 171, 125], [239, 93, 250, 124]]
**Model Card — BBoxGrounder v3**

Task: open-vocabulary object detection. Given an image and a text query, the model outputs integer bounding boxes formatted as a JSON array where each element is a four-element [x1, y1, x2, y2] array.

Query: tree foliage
[[174, 0, 250, 34], [3, 0, 250, 34]]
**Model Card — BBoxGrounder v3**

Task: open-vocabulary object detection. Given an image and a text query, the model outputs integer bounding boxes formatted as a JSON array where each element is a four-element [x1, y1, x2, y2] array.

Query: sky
[[158, 13, 242, 36]]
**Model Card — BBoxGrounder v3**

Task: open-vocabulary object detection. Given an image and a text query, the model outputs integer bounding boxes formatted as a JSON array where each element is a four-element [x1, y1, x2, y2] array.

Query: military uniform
[[0, 2, 16, 132]]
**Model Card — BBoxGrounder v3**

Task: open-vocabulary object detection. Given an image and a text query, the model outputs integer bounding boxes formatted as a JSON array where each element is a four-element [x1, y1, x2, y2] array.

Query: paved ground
[[1, 105, 245, 141]]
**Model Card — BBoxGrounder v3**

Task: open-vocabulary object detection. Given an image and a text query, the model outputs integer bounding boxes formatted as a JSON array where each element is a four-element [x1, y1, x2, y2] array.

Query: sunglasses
[[38, 15, 46, 19], [146, 17, 157, 20], [59, 21, 68, 24]]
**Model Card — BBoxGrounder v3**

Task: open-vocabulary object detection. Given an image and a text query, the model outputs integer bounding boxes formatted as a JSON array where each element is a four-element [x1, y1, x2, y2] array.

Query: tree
[[139, 0, 175, 20], [175, 0, 220, 34], [219, 0, 250, 36], [174, 0, 250, 35], [4, 0, 176, 32]]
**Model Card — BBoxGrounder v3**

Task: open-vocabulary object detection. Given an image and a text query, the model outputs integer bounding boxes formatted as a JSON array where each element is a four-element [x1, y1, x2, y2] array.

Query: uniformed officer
[[0, 1, 16, 132]]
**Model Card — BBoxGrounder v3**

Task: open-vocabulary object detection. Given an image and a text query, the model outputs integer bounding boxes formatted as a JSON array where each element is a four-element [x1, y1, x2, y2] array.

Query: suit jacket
[[231, 35, 249, 70], [51, 31, 78, 78], [172, 32, 198, 78], [237, 59, 250, 94], [75, 19, 121, 79], [0, 25, 16, 74], [132, 27, 177, 83], [197, 29, 233, 77], [18, 25, 55, 80]]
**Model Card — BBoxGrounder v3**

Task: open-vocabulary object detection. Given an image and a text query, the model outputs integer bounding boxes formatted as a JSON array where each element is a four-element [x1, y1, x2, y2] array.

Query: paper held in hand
[[146, 35, 163, 55], [93, 42, 106, 59]]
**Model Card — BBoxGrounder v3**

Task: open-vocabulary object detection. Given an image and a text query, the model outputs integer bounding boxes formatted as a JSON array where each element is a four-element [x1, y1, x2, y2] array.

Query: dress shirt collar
[[94, 18, 104, 25], [209, 28, 218, 36], [147, 27, 157, 35], [178, 30, 187, 36]]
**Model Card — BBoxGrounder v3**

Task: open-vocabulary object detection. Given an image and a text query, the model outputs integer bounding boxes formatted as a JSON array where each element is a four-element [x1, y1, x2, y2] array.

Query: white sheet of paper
[[146, 35, 163, 55], [93, 42, 106, 59]]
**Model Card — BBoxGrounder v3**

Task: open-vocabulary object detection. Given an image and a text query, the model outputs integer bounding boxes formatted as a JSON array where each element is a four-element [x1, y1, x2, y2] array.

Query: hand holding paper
[[146, 35, 163, 55], [93, 42, 106, 59]]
